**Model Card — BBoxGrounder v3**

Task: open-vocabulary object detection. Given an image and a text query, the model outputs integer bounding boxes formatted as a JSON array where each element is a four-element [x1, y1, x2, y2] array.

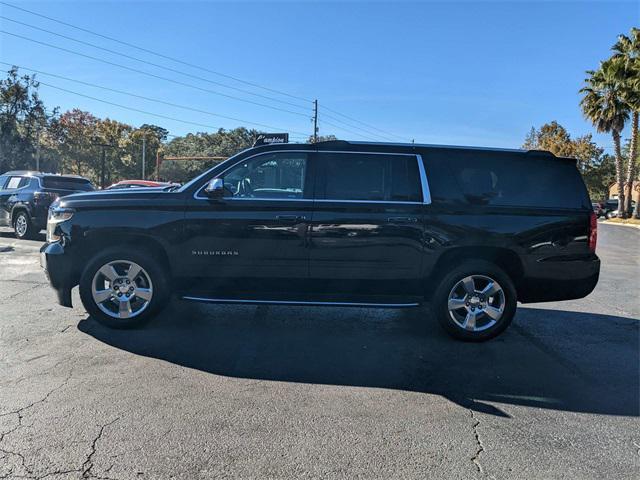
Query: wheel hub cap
[[91, 260, 153, 320], [447, 274, 505, 332]]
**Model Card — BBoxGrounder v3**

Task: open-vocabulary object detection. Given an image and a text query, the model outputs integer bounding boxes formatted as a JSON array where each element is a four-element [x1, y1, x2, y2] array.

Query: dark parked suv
[[40, 141, 600, 341], [0, 171, 94, 239]]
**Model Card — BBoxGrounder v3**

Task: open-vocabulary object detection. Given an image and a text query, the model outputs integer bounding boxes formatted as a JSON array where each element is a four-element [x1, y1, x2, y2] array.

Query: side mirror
[[204, 178, 224, 199]]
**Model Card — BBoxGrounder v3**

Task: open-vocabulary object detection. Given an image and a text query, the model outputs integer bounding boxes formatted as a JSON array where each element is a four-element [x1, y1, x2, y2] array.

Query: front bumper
[[40, 242, 73, 307]]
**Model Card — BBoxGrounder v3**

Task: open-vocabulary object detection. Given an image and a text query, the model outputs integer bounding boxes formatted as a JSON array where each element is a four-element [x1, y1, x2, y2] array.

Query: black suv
[[0, 171, 94, 239], [40, 141, 600, 341]]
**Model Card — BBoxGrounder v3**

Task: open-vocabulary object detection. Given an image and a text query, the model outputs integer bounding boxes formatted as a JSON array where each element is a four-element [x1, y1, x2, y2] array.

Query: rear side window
[[317, 153, 422, 202], [42, 177, 94, 191], [0, 175, 8, 190], [422, 150, 589, 209], [6, 176, 28, 189]]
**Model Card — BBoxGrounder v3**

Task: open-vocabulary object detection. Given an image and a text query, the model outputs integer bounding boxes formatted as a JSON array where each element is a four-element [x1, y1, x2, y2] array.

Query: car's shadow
[[79, 303, 639, 418]]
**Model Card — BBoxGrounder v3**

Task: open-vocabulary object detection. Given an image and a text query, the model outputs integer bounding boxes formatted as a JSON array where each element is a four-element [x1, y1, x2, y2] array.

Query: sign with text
[[253, 133, 289, 146]]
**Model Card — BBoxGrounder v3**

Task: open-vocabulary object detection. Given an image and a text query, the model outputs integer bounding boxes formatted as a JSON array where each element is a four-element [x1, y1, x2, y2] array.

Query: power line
[[0, 15, 311, 112], [0, 1, 311, 103], [0, 62, 310, 136], [320, 110, 399, 142], [320, 119, 384, 142], [322, 104, 407, 142], [36, 80, 310, 139], [1, 2, 404, 143], [0, 30, 312, 119]]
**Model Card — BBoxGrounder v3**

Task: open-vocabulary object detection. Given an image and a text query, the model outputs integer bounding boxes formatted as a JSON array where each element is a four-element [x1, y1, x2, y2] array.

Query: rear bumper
[[40, 242, 73, 307], [518, 255, 600, 303]]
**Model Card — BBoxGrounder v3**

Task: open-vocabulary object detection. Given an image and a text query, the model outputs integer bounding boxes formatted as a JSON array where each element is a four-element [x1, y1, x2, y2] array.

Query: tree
[[129, 124, 168, 180], [48, 109, 102, 179], [612, 27, 640, 217], [580, 59, 630, 216], [0, 67, 54, 172], [523, 122, 606, 198], [160, 128, 259, 182], [523, 121, 603, 171]]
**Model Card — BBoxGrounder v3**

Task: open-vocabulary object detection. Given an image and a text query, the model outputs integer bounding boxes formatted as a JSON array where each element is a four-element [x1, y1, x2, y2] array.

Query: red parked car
[[105, 180, 180, 190]]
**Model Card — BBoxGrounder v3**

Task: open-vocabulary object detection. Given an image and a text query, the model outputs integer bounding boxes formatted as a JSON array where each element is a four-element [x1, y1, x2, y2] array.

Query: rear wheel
[[432, 261, 517, 341], [79, 248, 170, 329], [13, 211, 36, 240]]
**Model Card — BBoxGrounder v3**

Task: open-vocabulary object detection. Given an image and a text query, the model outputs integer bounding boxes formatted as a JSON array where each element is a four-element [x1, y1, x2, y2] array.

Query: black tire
[[79, 248, 170, 329], [432, 260, 517, 342], [13, 211, 36, 240]]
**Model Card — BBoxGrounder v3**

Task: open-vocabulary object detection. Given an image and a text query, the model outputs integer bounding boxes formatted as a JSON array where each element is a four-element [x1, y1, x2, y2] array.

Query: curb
[[601, 220, 640, 230]]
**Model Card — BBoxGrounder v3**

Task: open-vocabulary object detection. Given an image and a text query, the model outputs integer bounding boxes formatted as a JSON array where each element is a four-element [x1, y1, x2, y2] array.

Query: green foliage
[[159, 128, 260, 182], [0, 67, 53, 172]]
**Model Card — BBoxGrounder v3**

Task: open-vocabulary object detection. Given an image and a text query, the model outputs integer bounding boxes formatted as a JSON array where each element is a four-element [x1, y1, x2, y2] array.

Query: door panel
[[309, 152, 426, 295], [310, 202, 424, 281], [179, 151, 313, 294], [182, 199, 312, 280]]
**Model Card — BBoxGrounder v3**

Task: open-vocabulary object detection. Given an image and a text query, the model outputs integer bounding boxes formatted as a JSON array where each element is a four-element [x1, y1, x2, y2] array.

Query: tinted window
[[221, 152, 307, 199], [0, 175, 8, 190], [42, 177, 94, 191], [318, 153, 422, 202], [422, 150, 589, 209]]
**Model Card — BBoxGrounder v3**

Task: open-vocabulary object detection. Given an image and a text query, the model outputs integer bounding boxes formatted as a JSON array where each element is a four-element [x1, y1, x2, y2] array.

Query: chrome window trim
[[193, 149, 432, 205]]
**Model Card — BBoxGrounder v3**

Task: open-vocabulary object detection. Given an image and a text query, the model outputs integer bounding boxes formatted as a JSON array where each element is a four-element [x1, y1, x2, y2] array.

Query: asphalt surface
[[0, 222, 638, 479]]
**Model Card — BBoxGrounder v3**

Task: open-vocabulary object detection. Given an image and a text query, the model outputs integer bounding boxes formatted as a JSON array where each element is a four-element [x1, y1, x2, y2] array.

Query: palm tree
[[580, 60, 630, 216], [612, 28, 640, 217]]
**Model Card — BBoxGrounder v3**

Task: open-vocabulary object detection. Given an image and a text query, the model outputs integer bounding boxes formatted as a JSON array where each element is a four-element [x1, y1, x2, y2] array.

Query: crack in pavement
[[82, 417, 121, 479], [469, 409, 485, 476], [0, 365, 75, 474], [2, 282, 46, 302]]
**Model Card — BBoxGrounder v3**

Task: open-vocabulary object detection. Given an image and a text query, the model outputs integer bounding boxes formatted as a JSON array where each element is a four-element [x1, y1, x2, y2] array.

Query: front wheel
[[432, 261, 517, 341], [79, 248, 170, 329], [14, 211, 36, 240]]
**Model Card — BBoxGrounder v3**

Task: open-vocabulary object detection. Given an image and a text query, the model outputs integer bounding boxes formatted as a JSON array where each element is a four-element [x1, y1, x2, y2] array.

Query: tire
[[13, 211, 36, 240], [79, 248, 170, 329], [606, 211, 614, 219], [432, 260, 517, 342]]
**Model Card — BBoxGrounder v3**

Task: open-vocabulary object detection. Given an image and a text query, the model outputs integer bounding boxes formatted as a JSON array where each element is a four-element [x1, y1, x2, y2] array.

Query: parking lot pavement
[[0, 224, 638, 480]]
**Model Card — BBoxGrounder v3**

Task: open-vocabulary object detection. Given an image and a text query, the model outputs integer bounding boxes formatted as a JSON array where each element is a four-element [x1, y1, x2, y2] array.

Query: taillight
[[589, 211, 597, 253]]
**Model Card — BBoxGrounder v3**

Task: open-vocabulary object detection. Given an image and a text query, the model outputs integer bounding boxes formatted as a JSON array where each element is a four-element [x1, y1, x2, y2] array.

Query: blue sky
[[0, 0, 637, 151]]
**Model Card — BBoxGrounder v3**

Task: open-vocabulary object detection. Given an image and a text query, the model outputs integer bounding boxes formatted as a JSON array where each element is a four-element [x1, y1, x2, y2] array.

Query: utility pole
[[313, 99, 318, 143], [142, 136, 146, 180], [35, 123, 41, 171], [100, 147, 106, 189]]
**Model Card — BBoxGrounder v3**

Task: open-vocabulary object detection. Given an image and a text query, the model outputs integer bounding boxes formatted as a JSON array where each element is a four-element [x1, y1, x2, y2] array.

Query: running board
[[181, 296, 420, 308]]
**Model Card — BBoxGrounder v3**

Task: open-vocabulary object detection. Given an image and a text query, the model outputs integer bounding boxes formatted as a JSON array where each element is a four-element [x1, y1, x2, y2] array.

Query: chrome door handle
[[387, 216, 418, 223]]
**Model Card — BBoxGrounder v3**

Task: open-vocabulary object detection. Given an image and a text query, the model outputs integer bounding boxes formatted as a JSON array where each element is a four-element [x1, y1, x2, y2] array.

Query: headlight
[[47, 206, 75, 242]]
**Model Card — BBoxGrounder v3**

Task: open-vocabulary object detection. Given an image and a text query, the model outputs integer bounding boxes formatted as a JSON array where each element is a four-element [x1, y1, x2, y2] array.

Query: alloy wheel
[[15, 214, 28, 237], [447, 274, 505, 332], [91, 260, 153, 319]]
